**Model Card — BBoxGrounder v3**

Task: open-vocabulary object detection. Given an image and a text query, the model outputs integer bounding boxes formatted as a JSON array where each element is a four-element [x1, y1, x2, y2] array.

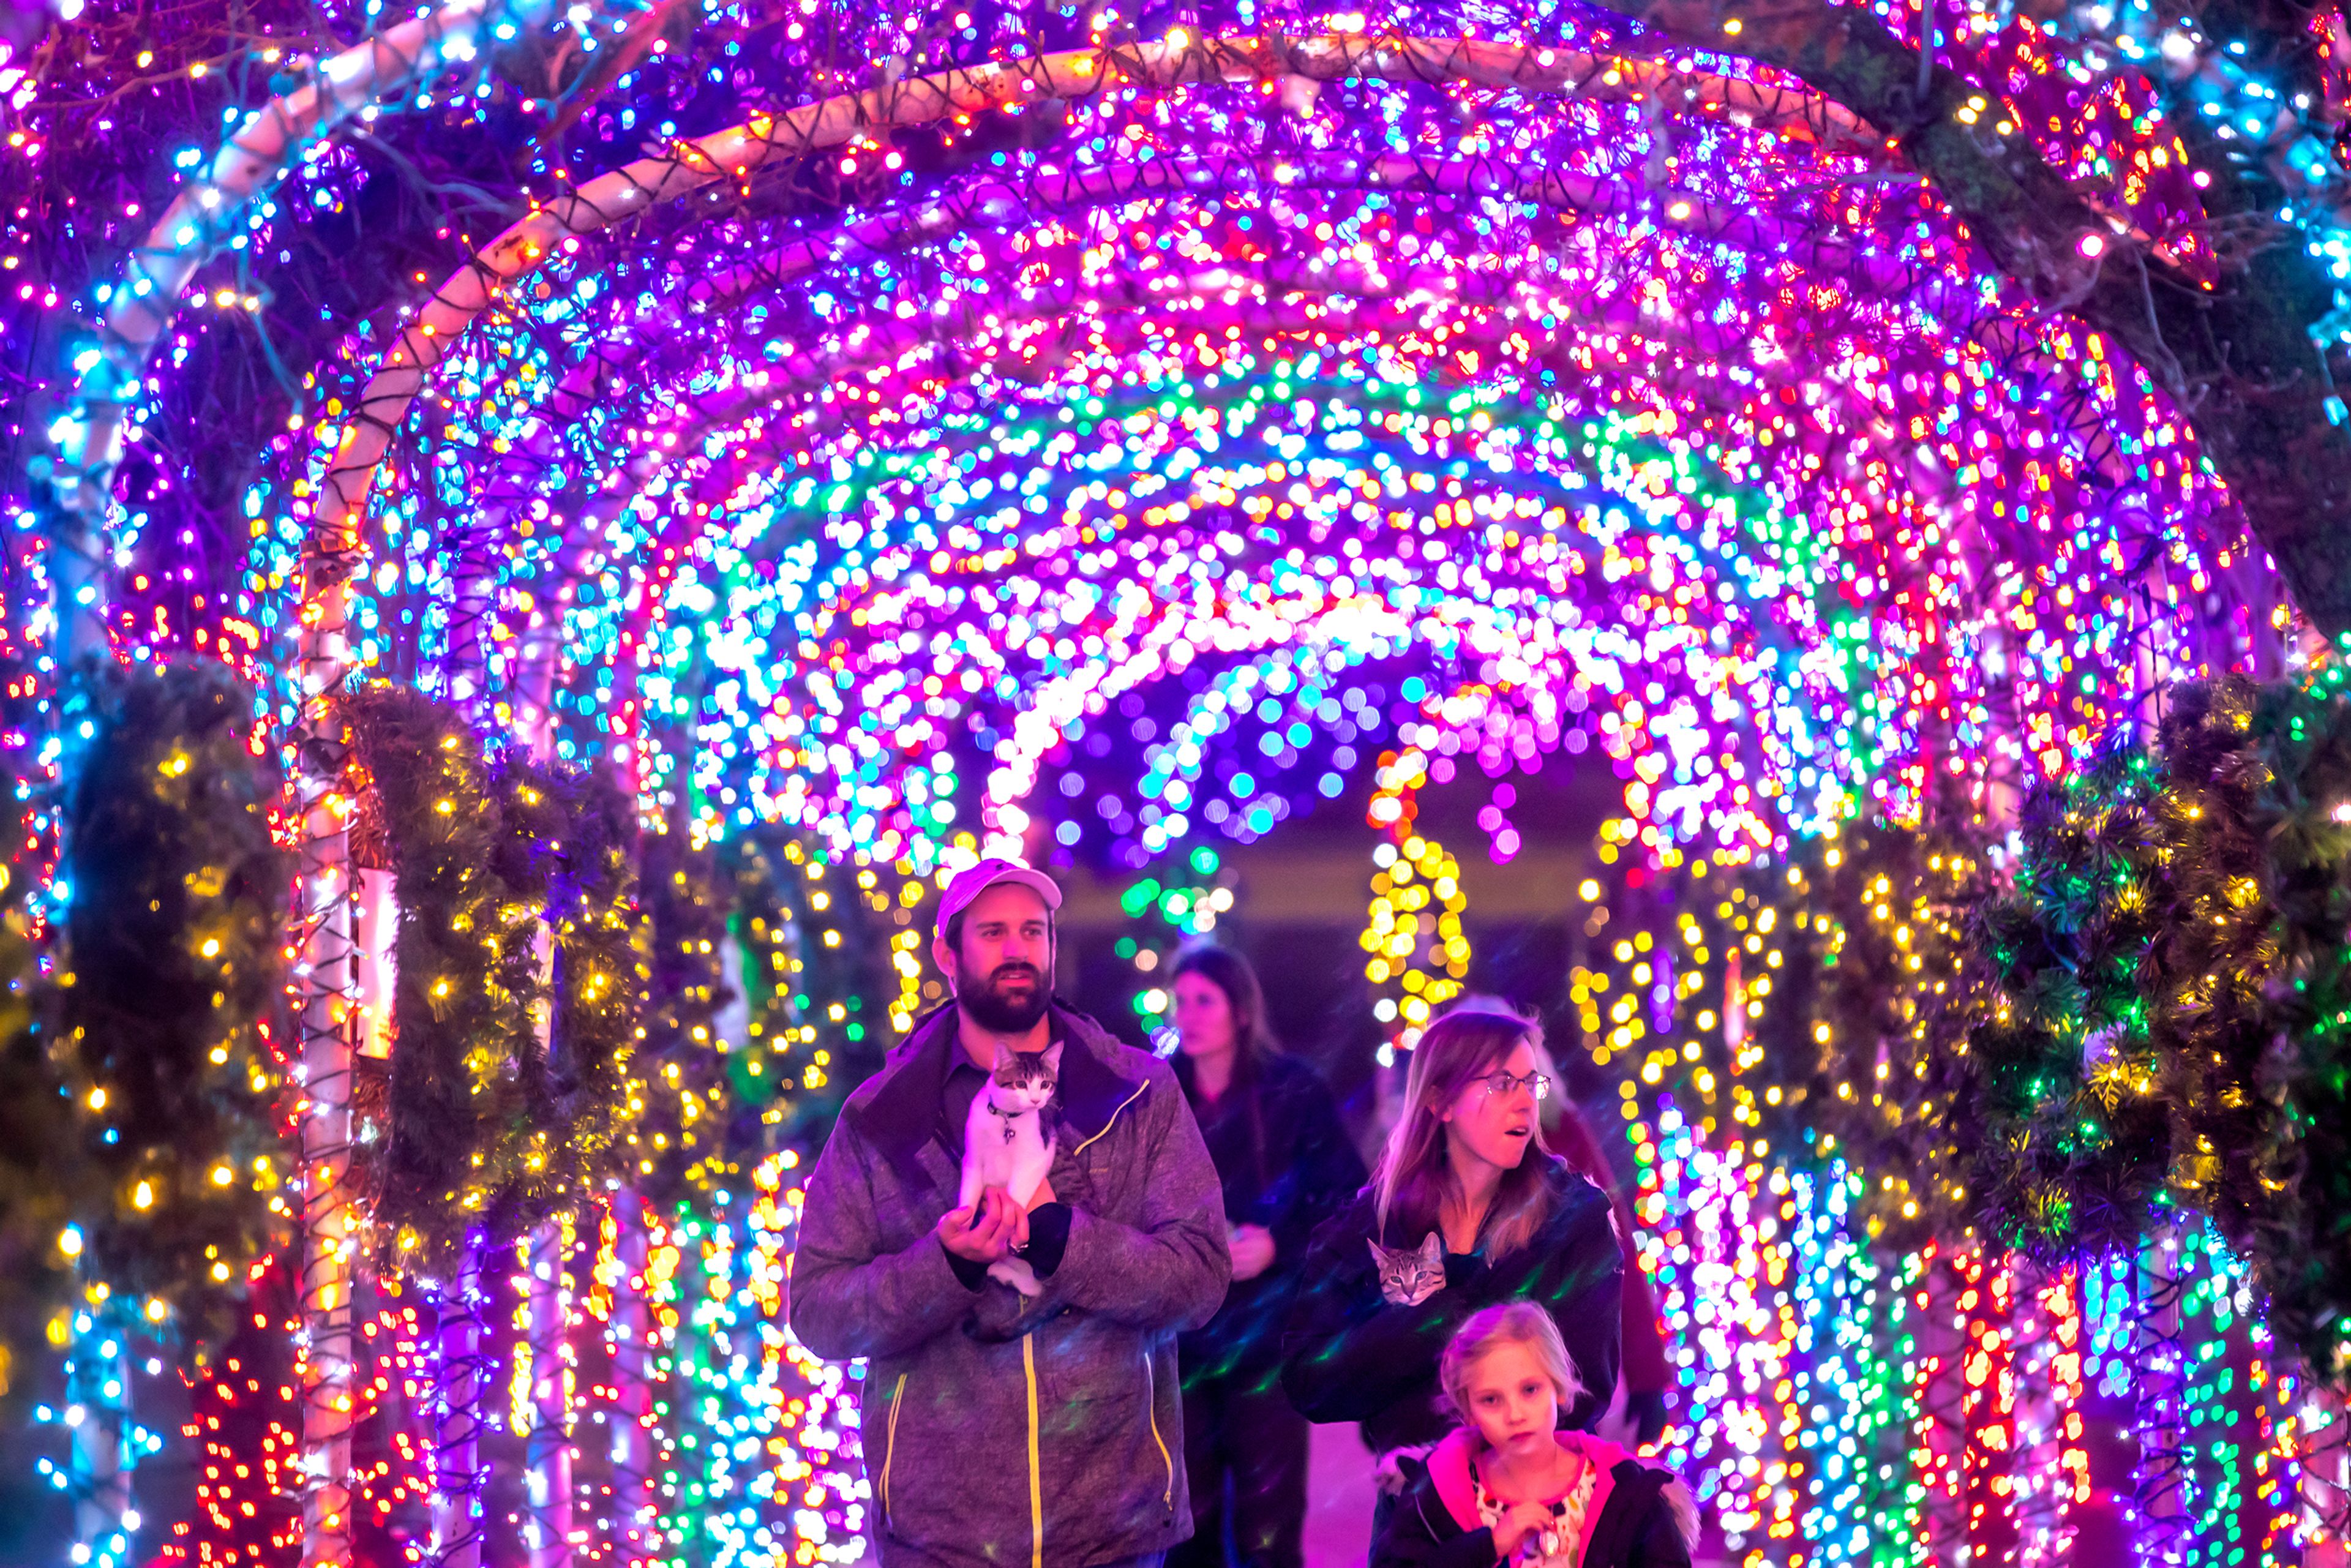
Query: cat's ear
[[1416, 1232, 1444, 1266], [1367, 1237, 1392, 1268]]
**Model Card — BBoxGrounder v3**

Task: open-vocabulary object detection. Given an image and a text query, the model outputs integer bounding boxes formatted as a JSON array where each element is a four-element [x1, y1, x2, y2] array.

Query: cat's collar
[[847, 1001, 1144, 1174]]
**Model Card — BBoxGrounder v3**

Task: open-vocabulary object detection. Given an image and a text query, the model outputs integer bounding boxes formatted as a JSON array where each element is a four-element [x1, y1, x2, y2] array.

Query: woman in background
[[1281, 1005, 1622, 1537], [1168, 945, 1368, 1568]]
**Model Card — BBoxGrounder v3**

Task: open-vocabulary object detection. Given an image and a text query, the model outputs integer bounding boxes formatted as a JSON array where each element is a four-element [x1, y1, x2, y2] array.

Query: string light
[[12, 0, 2351, 1558]]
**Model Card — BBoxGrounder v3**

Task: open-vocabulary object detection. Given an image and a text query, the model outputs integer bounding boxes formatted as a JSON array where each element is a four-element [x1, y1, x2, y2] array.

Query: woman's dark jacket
[[1279, 1157, 1622, 1452], [1172, 1049, 1367, 1382], [1369, 1431, 1695, 1568]]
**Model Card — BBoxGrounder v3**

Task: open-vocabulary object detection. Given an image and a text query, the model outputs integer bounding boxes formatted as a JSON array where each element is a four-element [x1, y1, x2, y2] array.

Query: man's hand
[[1008, 1176, 1058, 1253], [1228, 1223, 1277, 1283], [939, 1188, 1020, 1263]]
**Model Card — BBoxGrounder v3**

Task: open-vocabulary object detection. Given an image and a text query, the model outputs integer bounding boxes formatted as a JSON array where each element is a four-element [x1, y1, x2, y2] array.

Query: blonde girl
[[1371, 1303, 1698, 1568]]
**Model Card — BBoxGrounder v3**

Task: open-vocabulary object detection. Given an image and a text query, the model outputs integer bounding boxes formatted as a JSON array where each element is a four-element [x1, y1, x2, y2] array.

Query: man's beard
[[958, 961, 1050, 1033]]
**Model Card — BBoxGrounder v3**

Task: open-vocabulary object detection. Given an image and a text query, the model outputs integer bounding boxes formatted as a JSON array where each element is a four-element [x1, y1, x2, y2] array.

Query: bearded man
[[789, 858, 1230, 1568]]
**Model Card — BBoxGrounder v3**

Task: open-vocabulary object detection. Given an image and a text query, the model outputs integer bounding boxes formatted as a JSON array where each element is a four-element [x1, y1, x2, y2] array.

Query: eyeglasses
[[1480, 1070, 1551, 1101]]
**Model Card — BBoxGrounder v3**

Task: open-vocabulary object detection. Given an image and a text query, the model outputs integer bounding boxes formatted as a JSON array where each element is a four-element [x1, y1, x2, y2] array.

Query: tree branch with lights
[[1588, 0, 2351, 640]]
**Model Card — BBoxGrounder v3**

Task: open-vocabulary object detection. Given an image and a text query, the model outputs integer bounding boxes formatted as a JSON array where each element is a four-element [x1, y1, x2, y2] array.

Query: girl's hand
[[1490, 1501, 1551, 1562]]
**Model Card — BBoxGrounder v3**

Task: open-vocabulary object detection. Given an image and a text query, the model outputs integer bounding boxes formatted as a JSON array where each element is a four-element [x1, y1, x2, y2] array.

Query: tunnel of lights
[[10, 1, 2344, 1566]]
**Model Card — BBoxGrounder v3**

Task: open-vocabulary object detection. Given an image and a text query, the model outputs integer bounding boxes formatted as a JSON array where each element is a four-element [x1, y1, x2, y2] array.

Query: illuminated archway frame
[[224, 28, 2263, 1550], [443, 148, 1925, 738], [43, 0, 588, 664], [292, 113, 2233, 846], [13, 9, 2313, 1561], [429, 257, 2236, 842], [319, 147, 2230, 835]]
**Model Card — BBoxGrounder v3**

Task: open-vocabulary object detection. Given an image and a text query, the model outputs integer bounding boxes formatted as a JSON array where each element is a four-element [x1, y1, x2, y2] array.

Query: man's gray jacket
[[788, 1002, 1231, 1568]]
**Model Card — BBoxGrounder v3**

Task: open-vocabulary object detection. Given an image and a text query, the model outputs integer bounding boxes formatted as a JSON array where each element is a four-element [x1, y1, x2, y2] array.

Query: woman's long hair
[[1169, 945, 1278, 1070], [1371, 1003, 1557, 1259]]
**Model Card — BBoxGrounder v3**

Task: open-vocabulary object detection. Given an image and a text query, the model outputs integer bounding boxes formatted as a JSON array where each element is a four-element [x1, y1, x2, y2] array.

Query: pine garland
[[1760, 817, 1995, 1250], [342, 685, 647, 1267], [0, 868, 80, 1402], [341, 683, 546, 1269], [1936, 671, 2351, 1383], [1967, 738, 2184, 1263], [58, 659, 291, 1346], [541, 762, 646, 1210]]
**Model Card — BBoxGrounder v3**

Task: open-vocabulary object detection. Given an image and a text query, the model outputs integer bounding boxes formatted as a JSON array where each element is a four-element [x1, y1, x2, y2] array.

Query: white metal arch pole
[[294, 574, 359, 1568], [45, 0, 560, 665]]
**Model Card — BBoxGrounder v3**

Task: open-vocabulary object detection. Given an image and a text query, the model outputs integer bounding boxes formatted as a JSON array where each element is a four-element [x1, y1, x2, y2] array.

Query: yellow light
[[133, 1181, 154, 1209], [88, 1087, 105, 1111]]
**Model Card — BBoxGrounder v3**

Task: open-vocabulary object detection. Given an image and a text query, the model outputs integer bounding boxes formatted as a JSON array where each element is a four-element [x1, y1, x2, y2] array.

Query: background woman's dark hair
[[1169, 945, 1278, 1068]]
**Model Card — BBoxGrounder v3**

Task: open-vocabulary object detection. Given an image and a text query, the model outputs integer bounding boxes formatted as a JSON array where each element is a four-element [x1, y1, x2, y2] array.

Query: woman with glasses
[[1280, 1003, 1622, 1542]]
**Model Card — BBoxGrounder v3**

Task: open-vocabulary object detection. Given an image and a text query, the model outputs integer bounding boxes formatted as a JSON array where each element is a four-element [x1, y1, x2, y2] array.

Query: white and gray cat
[[958, 1043, 1063, 1297], [1369, 1232, 1447, 1307]]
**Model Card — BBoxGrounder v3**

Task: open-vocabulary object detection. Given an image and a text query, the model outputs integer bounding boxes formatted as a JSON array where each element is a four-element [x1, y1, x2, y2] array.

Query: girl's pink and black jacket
[[1368, 1428, 1699, 1568]]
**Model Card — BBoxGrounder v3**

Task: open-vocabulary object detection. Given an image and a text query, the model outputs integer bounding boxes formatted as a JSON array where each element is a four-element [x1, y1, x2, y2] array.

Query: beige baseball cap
[[935, 857, 1063, 938]]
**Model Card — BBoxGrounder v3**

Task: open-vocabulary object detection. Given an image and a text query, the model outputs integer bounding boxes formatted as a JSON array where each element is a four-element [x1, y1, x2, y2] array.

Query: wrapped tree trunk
[[609, 1190, 658, 1567], [525, 1208, 575, 1568], [67, 1300, 133, 1568], [429, 1250, 489, 1568]]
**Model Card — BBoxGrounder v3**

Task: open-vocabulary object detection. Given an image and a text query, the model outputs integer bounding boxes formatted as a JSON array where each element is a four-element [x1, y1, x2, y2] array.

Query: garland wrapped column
[[2134, 1226, 2192, 1567], [525, 1214, 576, 1568], [608, 1189, 658, 1567], [429, 1244, 490, 1568], [43, 658, 291, 1567], [340, 685, 539, 1566], [66, 1296, 135, 1568]]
